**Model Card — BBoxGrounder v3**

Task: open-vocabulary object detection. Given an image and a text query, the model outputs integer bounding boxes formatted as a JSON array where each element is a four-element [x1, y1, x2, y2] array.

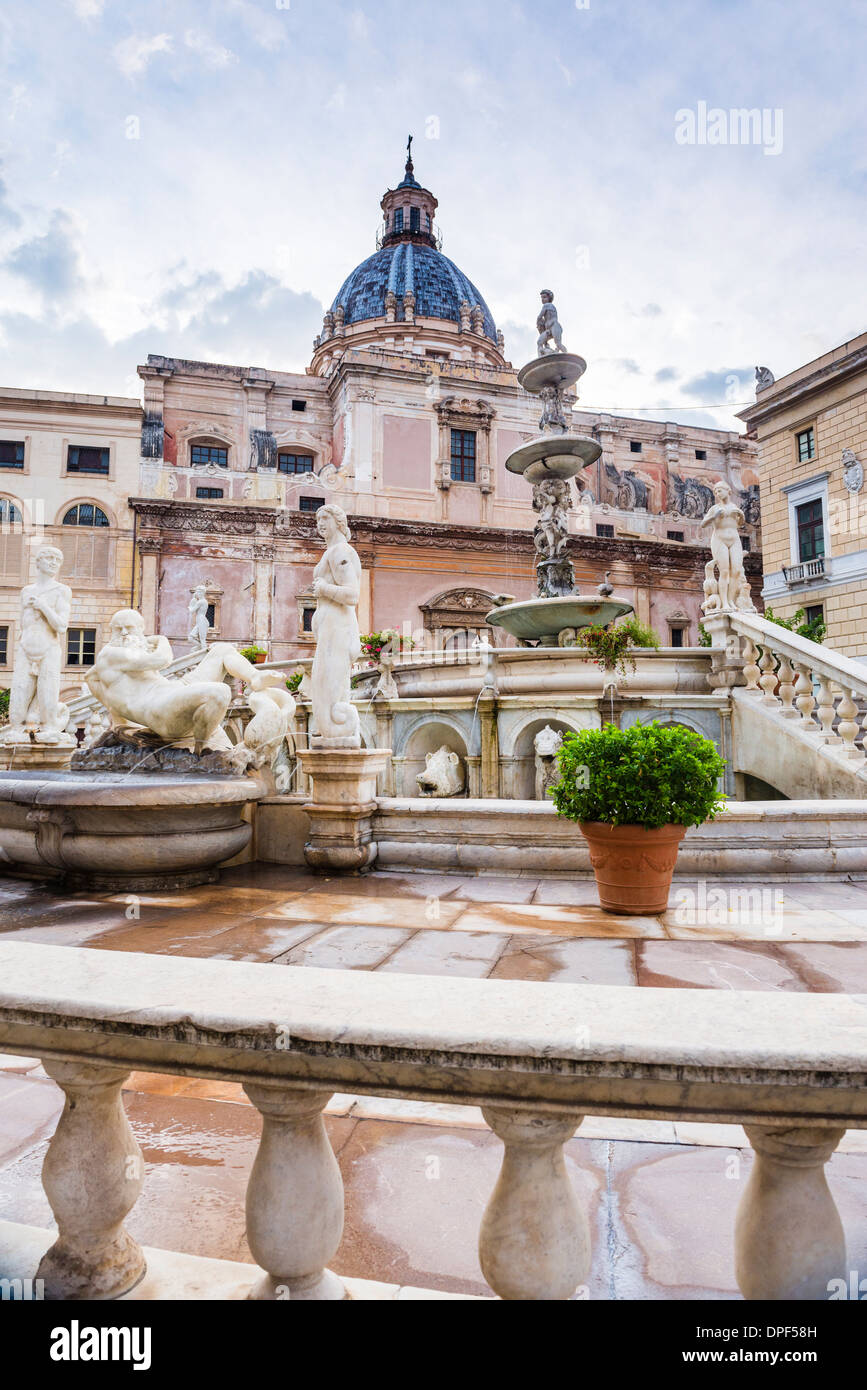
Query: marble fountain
[[486, 292, 634, 648]]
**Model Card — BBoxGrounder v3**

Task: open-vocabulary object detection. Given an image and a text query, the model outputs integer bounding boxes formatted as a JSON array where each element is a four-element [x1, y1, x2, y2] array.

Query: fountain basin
[[517, 353, 587, 394], [0, 770, 267, 891], [486, 596, 635, 647], [505, 434, 602, 483]]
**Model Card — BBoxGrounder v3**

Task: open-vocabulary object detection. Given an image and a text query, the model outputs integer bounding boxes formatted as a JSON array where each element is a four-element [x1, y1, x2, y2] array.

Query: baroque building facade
[[0, 151, 763, 684], [0, 386, 141, 704], [739, 331, 867, 658], [130, 152, 762, 659]]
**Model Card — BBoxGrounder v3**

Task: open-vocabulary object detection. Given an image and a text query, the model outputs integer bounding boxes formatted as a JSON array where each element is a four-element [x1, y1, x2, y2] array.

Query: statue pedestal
[[297, 748, 391, 874], [0, 741, 75, 773]]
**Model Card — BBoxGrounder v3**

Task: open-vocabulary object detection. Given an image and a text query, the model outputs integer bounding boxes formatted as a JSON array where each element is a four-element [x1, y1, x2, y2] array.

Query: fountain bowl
[[486, 596, 635, 648], [518, 353, 587, 395], [505, 434, 602, 482]]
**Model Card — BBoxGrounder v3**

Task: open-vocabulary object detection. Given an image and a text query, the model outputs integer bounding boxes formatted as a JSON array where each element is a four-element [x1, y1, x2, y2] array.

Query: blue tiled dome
[[330, 241, 498, 344]]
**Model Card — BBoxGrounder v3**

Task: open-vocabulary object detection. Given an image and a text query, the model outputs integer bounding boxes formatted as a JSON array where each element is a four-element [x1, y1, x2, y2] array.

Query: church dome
[[330, 241, 498, 344], [312, 141, 505, 367]]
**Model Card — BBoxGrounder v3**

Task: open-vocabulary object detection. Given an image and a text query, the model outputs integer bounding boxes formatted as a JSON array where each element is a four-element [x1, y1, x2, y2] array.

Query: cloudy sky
[[0, 0, 864, 429]]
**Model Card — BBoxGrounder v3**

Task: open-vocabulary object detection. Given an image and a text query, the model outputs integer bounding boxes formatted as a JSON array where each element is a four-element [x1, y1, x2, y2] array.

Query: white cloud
[[184, 30, 237, 69], [348, 10, 370, 42], [113, 33, 173, 80], [69, 0, 106, 19], [225, 0, 288, 52]]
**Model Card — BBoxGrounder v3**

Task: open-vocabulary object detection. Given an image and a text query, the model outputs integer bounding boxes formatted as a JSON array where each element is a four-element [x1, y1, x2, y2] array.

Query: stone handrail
[[0, 941, 864, 1301], [722, 611, 867, 767]]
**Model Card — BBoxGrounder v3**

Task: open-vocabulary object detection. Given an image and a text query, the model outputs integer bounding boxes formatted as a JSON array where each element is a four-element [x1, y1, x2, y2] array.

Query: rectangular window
[[0, 625, 7, 664], [278, 453, 314, 475], [596, 524, 615, 538], [797, 428, 816, 463], [667, 530, 685, 543], [67, 628, 97, 667], [0, 441, 25, 469], [410, 207, 420, 232], [58, 529, 112, 583], [741, 535, 751, 553], [670, 628, 685, 649], [450, 429, 476, 483], [196, 487, 224, 500], [67, 445, 110, 474], [205, 604, 216, 628], [394, 209, 404, 233], [300, 496, 325, 512], [302, 607, 315, 633], [806, 604, 825, 626], [630, 441, 642, 454], [796, 498, 825, 562], [695, 449, 707, 461], [291, 399, 307, 412], [191, 445, 228, 468]]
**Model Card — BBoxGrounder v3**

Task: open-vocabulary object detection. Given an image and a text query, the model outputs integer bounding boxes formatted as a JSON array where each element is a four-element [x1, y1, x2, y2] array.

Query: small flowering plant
[[577, 617, 660, 677], [360, 630, 416, 665], [285, 671, 305, 694]]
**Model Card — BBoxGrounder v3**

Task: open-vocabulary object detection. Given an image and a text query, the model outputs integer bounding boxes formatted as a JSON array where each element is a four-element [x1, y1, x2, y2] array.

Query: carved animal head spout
[[416, 746, 466, 798]]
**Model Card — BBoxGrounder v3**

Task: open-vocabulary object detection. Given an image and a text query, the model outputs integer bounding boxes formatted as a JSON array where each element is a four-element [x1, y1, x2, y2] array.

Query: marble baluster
[[243, 1083, 347, 1301], [777, 655, 798, 718], [736, 1125, 847, 1301], [816, 674, 837, 741], [37, 1060, 146, 1300], [794, 663, 817, 728], [836, 690, 863, 760], [742, 638, 762, 695], [758, 647, 779, 706], [479, 1106, 588, 1300]]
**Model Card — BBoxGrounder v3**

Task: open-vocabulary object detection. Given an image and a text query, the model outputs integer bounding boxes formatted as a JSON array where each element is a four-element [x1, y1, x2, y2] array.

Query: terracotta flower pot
[[580, 822, 687, 915], [253, 654, 267, 665]]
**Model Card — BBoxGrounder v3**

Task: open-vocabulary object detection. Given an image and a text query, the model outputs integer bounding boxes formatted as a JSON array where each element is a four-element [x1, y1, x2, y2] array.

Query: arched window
[[63, 503, 109, 528], [59, 502, 112, 581], [0, 498, 24, 581], [190, 438, 229, 469]]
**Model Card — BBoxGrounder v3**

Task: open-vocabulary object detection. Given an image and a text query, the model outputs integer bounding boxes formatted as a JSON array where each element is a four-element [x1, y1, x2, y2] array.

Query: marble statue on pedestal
[[536, 290, 566, 356], [310, 504, 362, 749], [188, 585, 211, 649], [700, 481, 757, 614], [1, 546, 75, 747]]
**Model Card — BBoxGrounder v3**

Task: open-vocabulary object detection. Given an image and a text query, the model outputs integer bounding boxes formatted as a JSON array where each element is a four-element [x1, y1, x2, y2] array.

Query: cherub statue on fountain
[[537, 290, 567, 356]]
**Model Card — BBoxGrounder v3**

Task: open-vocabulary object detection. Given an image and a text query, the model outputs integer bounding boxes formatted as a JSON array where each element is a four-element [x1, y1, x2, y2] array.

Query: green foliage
[[241, 645, 267, 662], [577, 616, 661, 676], [360, 629, 416, 664], [0, 688, 8, 721], [550, 721, 728, 830], [764, 607, 826, 645], [285, 671, 305, 694], [698, 623, 712, 648]]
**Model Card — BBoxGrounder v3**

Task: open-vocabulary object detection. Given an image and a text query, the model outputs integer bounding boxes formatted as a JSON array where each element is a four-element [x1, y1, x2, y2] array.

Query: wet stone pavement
[[1, 864, 866, 1298]]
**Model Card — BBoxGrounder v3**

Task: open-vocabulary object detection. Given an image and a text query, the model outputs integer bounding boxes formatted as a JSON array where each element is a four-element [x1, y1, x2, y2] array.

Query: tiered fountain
[[486, 292, 634, 647]]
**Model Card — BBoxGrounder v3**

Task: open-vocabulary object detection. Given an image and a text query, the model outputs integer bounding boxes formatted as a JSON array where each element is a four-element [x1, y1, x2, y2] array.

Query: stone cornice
[[130, 498, 762, 573], [738, 343, 867, 430]]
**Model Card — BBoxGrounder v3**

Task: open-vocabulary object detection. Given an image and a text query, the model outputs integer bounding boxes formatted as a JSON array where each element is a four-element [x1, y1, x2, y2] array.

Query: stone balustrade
[[0, 942, 864, 1302]]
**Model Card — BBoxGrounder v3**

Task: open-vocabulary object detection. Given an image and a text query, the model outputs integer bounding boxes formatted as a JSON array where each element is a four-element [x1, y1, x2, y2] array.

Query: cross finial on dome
[[406, 134, 414, 174]]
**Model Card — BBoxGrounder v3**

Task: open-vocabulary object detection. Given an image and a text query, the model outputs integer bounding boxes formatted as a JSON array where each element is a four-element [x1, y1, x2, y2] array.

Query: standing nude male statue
[[1, 545, 75, 746]]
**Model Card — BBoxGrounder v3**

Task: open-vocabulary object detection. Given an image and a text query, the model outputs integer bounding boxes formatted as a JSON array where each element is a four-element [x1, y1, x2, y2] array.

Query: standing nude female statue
[[310, 504, 362, 747]]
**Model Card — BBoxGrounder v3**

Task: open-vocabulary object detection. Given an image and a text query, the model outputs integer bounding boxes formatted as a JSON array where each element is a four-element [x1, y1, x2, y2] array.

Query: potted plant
[[359, 629, 416, 667], [241, 645, 268, 666], [549, 721, 727, 915], [577, 616, 660, 679], [285, 671, 305, 694]]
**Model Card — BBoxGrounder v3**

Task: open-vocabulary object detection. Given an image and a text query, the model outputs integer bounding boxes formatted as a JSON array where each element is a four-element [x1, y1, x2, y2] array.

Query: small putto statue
[[700, 481, 757, 614], [755, 366, 775, 392], [188, 584, 211, 649], [537, 290, 566, 356]]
